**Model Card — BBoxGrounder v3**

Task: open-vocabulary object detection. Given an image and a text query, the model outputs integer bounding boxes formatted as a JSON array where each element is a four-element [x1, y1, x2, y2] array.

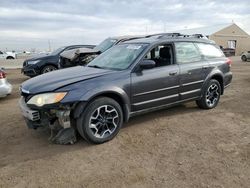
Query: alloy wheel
[[206, 83, 219, 107], [89, 105, 119, 139], [42, 66, 57, 73]]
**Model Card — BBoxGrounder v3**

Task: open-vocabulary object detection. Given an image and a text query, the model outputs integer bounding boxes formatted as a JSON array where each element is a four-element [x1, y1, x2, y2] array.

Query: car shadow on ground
[[31, 103, 201, 150], [0, 102, 202, 168], [124, 103, 200, 129]]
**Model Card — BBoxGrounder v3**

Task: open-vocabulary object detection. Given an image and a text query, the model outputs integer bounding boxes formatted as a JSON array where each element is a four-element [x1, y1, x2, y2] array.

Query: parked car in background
[[19, 33, 232, 145], [0, 68, 12, 98], [0, 51, 16, 59], [241, 51, 250, 62], [22, 45, 95, 77], [59, 36, 145, 69]]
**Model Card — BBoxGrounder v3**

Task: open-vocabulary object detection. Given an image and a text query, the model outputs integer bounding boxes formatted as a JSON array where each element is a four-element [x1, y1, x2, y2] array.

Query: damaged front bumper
[[19, 97, 77, 144]]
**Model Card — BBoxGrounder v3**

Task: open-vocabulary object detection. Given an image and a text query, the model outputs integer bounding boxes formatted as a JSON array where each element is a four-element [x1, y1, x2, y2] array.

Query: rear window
[[196, 43, 224, 59]]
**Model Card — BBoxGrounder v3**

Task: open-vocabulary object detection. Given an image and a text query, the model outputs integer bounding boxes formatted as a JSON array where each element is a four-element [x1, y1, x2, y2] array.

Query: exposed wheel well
[[211, 75, 224, 94]]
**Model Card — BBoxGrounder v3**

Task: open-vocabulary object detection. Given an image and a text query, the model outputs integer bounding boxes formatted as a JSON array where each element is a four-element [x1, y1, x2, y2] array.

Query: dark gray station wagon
[[19, 33, 233, 144]]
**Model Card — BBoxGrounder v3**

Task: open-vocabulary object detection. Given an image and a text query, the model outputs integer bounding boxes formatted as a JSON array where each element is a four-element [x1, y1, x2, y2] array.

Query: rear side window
[[196, 43, 224, 59], [175, 42, 201, 64]]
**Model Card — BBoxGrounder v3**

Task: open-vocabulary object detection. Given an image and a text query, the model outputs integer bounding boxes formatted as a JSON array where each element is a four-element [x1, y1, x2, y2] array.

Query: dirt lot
[[0, 57, 249, 188]]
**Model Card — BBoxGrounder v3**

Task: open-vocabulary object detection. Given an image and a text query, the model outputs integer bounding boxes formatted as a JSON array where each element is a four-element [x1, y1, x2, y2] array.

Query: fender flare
[[73, 87, 130, 122], [201, 70, 224, 96]]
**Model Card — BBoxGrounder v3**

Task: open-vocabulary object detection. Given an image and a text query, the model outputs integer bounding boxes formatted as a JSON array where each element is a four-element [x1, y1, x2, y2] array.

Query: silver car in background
[[0, 68, 12, 97], [241, 51, 250, 62]]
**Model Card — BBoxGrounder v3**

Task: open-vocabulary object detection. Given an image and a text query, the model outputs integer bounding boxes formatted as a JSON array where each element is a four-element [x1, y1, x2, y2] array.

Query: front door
[[131, 44, 180, 112]]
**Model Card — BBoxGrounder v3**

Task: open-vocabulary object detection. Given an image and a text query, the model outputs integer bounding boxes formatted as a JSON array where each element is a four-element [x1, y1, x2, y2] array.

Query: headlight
[[27, 60, 40, 65], [27, 92, 67, 107]]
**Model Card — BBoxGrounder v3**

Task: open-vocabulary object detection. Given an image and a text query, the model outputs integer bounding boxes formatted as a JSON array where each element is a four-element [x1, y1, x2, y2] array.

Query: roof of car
[[110, 35, 148, 41], [65, 44, 94, 47], [123, 33, 216, 45]]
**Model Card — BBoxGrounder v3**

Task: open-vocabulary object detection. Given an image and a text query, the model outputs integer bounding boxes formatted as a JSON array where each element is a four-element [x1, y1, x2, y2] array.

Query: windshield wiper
[[88, 65, 103, 69]]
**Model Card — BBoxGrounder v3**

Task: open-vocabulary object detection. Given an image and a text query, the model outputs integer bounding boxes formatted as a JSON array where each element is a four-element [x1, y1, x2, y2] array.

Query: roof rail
[[146, 33, 208, 39], [145, 33, 182, 38]]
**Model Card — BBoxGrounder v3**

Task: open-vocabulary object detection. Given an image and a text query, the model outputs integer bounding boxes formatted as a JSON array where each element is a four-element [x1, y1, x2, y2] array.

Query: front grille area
[[19, 97, 41, 122], [32, 111, 40, 121]]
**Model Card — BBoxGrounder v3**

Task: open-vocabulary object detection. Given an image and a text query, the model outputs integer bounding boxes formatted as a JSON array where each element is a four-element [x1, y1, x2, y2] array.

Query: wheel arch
[[73, 91, 130, 122], [6, 56, 15, 59], [205, 73, 224, 95]]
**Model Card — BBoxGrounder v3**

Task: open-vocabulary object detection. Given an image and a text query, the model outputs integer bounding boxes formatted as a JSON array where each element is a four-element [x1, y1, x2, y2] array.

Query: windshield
[[88, 43, 147, 70], [51, 47, 66, 55], [94, 38, 118, 52]]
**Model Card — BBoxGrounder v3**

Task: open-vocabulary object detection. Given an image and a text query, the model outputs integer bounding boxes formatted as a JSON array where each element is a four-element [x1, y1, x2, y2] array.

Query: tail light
[[226, 58, 232, 68], [0, 71, 6, 79]]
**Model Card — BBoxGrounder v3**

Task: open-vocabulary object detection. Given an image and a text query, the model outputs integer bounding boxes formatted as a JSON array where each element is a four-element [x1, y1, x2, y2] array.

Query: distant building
[[177, 23, 250, 56]]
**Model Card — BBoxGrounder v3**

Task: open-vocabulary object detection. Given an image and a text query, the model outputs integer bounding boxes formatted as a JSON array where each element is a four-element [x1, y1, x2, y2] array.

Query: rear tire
[[241, 55, 247, 62], [41, 65, 57, 74], [196, 79, 221, 109], [77, 97, 123, 144]]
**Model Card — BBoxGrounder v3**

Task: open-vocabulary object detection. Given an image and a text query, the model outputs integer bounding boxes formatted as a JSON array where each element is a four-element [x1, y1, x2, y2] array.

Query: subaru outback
[[19, 33, 232, 144]]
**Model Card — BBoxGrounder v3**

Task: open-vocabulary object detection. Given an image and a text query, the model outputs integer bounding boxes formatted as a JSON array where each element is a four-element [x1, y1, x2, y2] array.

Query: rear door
[[131, 43, 180, 112], [175, 42, 210, 100]]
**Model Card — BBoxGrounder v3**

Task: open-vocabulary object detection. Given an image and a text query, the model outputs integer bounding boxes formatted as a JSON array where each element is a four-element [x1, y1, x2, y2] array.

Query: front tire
[[196, 79, 221, 109], [241, 55, 247, 62], [41, 65, 57, 74], [77, 97, 123, 144]]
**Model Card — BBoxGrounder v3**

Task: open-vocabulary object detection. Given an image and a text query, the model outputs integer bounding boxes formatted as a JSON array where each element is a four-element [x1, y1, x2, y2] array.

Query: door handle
[[169, 71, 178, 76], [202, 66, 209, 69]]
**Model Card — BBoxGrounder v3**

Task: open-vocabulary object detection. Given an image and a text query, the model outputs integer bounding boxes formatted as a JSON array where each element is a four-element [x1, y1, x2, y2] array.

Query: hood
[[21, 66, 113, 94], [60, 48, 100, 61], [25, 54, 56, 61]]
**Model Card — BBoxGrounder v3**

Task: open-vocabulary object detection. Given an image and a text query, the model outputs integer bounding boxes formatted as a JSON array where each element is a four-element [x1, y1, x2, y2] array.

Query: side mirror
[[140, 59, 155, 69]]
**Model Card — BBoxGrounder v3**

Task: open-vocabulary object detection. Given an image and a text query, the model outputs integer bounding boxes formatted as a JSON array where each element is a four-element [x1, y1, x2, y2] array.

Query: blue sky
[[0, 0, 249, 51]]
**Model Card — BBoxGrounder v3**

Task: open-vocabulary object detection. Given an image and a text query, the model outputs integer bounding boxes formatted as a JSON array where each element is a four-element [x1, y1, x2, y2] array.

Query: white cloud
[[0, 0, 249, 51]]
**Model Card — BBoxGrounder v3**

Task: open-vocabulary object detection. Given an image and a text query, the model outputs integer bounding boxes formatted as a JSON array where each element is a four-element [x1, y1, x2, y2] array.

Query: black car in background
[[59, 36, 145, 69], [19, 33, 232, 144], [22, 45, 95, 77]]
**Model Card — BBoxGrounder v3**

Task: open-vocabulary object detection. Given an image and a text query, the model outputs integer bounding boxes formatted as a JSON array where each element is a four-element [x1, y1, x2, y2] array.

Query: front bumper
[[22, 65, 39, 77], [19, 97, 46, 129], [224, 72, 233, 88], [19, 97, 40, 121], [19, 97, 77, 144], [0, 79, 12, 97]]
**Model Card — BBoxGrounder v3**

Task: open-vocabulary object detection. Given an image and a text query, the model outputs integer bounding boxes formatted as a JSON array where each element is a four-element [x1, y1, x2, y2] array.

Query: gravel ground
[[0, 57, 249, 188]]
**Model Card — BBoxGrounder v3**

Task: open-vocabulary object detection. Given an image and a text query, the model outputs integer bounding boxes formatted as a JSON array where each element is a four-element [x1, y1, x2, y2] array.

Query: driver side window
[[144, 44, 173, 67]]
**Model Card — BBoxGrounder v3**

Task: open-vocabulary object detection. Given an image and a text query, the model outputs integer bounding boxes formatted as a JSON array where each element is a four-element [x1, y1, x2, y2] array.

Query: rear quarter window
[[196, 43, 224, 59], [175, 42, 201, 64]]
